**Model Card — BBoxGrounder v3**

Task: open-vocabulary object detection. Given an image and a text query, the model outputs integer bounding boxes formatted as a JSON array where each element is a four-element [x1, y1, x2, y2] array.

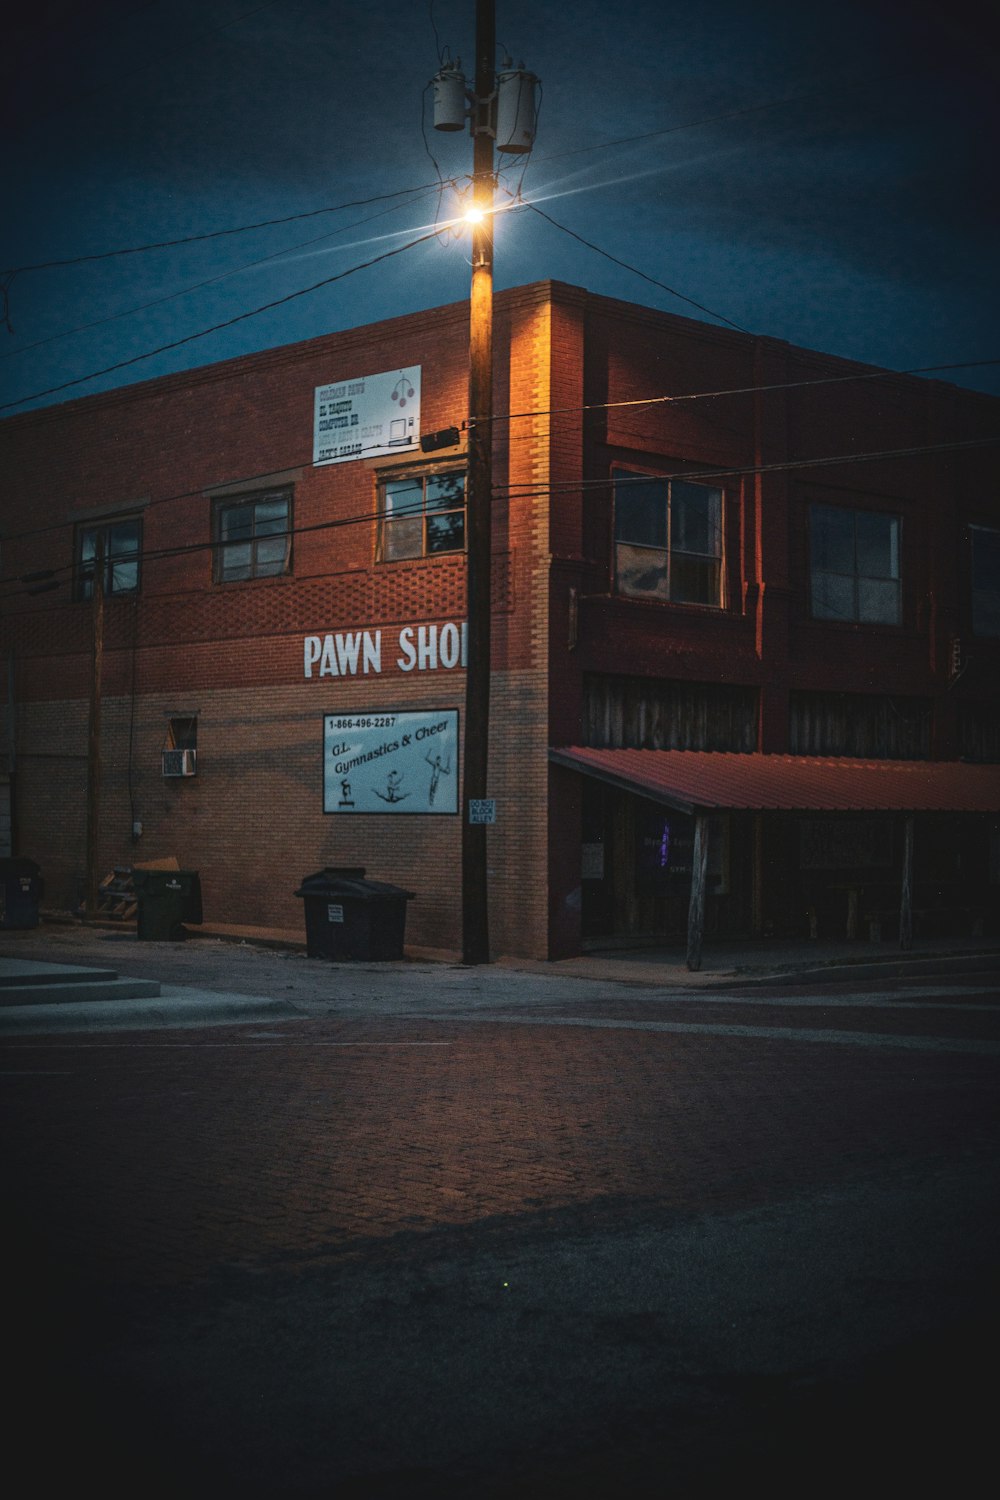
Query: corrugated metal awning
[[548, 748, 1000, 815]]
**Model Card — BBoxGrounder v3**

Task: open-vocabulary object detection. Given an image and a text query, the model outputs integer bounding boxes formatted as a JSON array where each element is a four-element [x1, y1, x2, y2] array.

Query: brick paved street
[[3, 954, 1000, 1496]]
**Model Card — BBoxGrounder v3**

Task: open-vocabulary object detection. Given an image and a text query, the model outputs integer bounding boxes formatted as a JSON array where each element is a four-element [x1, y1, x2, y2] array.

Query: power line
[[521, 202, 751, 334], [496, 358, 1000, 427], [0, 227, 445, 413], [4, 61, 922, 280], [2, 357, 998, 553], [525, 63, 930, 173], [0, 183, 448, 279], [495, 436, 1000, 503], [0, 186, 446, 363], [2, 434, 997, 607]]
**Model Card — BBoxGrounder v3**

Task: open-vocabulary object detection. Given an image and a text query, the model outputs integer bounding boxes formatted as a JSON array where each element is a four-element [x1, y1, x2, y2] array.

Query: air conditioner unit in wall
[[162, 748, 197, 777]]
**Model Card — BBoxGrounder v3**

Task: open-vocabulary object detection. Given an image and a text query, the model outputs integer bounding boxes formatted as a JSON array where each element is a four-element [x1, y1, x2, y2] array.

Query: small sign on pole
[[468, 798, 497, 825]]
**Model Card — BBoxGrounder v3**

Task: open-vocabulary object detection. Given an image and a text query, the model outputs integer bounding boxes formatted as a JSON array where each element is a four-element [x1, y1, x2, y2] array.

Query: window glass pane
[[108, 520, 140, 558], [614, 473, 667, 547], [812, 571, 855, 621], [857, 578, 901, 624], [616, 543, 669, 600], [221, 542, 253, 580], [79, 529, 97, 564], [254, 497, 288, 535], [110, 557, 139, 592], [426, 512, 465, 553], [170, 717, 197, 750], [383, 516, 423, 561], [810, 506, 854, 574], [426, 473, 464, 511], [855, 511, 898, 579], [972, 527, 1000, 637], [221, 505, 254, 543], [671, 555, 721, 606], [671, 483, 721, 558], [255, 537, 287, 572], [217, 493, 291, 580], [384, 479, 423, 518]]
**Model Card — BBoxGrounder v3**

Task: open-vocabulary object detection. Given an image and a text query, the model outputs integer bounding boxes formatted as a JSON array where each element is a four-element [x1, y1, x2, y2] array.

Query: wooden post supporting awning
[[549, 748, 1000, 961], [686, 812, 709, 971], [900, 814, 914, 952]]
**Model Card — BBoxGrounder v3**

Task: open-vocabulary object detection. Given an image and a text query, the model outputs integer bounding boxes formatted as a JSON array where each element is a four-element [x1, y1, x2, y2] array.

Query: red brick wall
[[2, 281, 998, 955]]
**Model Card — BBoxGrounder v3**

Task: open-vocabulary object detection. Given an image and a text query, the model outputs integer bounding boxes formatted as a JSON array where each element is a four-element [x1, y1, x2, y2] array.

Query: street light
[[430, 3, 539, 965]]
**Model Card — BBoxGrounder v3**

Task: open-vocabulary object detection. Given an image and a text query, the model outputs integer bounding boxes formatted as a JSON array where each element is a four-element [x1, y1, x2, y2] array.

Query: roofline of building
[[3, 277, 997, 431]]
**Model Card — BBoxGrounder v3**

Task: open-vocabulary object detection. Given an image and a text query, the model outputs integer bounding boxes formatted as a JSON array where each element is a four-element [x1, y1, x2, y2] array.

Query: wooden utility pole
[[85, 534, 105, 919], [461, 0, 495, 964]]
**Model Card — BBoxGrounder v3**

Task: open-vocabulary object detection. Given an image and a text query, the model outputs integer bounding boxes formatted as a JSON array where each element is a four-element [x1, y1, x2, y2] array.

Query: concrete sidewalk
[[137, 914, 1000, 985], [194, 918, 1000, 991], [0, 913, 997, 1036]]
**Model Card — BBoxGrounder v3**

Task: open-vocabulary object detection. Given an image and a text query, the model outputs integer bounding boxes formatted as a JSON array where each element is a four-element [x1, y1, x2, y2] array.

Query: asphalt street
[[2, 927, 999, 1497]]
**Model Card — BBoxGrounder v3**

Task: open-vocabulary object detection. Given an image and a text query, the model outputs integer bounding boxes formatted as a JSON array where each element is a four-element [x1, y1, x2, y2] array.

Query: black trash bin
[[295, 867, 415, 960], [0, 857, 43, 929], [133, 868, 203, 941]]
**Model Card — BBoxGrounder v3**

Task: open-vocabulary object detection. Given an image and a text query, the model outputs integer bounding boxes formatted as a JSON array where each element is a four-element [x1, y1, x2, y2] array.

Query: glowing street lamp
[[429, 4, 539, 965]]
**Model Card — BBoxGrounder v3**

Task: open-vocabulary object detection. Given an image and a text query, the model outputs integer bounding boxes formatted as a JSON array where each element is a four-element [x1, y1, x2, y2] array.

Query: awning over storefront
[[548, 748, 1000, 814]]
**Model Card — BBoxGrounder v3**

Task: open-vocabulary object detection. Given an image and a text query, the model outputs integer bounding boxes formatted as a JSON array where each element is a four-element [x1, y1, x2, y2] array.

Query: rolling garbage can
[[133, 869, 203, 941], [295, 867, 415, 960], [0, 857, 43, 929]]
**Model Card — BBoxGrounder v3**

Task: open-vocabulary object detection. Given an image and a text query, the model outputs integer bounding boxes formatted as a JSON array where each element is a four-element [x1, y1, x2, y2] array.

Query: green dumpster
[[133, 869, 203, 941]]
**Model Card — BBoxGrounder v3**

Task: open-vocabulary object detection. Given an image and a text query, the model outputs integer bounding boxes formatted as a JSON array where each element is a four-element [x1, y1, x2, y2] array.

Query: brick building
[[2, 280, 999, 958]]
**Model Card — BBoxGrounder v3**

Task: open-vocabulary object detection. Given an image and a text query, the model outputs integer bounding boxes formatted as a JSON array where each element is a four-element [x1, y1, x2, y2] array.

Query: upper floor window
[[378, 471, 465, 561], [76, 517, 142, 600], [809, 504, 900, 625], [215, 489, 291, 583], [971, 525, 1000, 637], [613, 468, 723, 606]]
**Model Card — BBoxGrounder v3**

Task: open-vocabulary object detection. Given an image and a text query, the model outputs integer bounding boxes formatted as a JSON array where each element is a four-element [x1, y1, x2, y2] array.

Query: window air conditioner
[[162, 748, 197, 778]]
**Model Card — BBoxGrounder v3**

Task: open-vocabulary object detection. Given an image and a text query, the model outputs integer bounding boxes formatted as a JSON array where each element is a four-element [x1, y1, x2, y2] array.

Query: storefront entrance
[[580, 780, 739, 944]]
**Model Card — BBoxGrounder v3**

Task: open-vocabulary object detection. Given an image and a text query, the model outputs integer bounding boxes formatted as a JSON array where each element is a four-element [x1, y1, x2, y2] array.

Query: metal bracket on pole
[[471, 92, 497, 138]]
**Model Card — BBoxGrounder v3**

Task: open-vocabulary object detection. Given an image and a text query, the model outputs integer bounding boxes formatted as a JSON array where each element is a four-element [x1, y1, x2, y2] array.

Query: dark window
[[215, 490, 291, 582], [971, 525, 1000, 637], [76, 517, 142, 600], [613, 469, 723, 606], [168, 715, 197, 751], [809, 504, 900, 624], [378, 471, 465, 561]]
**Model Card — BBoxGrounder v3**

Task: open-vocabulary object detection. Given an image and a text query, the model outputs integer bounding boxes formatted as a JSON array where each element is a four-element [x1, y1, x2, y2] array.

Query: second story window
[[215, 490, 291, 583], [76, 517, 142, 600], [613, 469, 724, 606], [971, 525, 1000, 637], [809, 504, 901, 625], [378, 471, 465, 561]]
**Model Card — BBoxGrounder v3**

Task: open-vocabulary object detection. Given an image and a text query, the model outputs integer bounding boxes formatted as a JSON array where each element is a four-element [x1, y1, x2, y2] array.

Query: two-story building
[[2, 280, 998, 958]]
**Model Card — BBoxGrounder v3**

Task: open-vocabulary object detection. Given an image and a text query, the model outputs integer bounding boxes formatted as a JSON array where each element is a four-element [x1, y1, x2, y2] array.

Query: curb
[[0, 992, 303, 1035]]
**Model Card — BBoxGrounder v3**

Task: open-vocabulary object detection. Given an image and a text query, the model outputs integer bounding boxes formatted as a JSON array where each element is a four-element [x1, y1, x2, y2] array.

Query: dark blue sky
[[3, 0, 998, 414]]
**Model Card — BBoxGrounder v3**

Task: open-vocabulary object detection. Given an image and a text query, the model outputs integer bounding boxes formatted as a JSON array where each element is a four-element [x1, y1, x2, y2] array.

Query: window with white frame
[[971, 525, 1000, 637], [378, 470, 465, 561], [76, 517, 142, 600], [215, 489, 291, 582], [809, 503, 901, 625], [613, 469, 724, 606]]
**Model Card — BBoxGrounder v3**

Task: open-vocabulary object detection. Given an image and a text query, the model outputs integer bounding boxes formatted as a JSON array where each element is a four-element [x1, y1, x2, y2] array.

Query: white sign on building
[[313, 367, 421, 465], [324, 709, 459, 815]]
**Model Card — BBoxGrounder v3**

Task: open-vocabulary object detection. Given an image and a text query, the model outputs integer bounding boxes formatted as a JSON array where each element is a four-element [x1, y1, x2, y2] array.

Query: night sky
[[2, 0, 998, 416]]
